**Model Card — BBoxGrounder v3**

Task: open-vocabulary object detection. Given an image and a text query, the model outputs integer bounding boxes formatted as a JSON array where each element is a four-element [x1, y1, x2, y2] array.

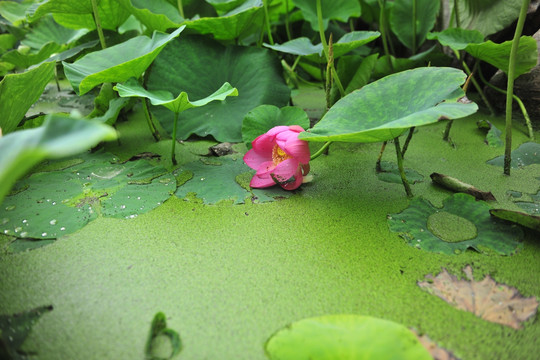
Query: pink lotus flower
[[243, 125, 310, 190]]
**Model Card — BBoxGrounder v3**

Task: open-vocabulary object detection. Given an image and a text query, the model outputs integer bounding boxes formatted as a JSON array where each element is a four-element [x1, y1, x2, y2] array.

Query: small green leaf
[[477, 119, 503, 147], [299, 67, 478, 143], [114, 78, 238, 114], [465, 37, 538, 79], [90, 97, 130, 125], [294, 0, 361, 31], [242, 105, 310, 149], [387, 193, 523, 255], [0, 61, 55, 134], [427, 28, 485, 51], [390, 0, 440, 51], [487, 142, 540, 168], [63, 27, 184, 95], [265, 314, 432, 360]]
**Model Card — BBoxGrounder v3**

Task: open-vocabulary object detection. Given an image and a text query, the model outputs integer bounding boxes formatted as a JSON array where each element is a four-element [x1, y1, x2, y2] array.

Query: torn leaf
[[418, 266, 538, 329]]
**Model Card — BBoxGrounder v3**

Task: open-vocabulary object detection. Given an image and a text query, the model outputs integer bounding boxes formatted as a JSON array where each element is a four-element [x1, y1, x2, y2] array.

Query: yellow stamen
[[272, 145, 291, 165]]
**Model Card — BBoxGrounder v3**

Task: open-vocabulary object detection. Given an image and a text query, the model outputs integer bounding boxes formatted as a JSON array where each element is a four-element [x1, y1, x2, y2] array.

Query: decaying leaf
[[430, 172, 496, 201], [411, 329, 460, 360], [418, 266, 538, 329]]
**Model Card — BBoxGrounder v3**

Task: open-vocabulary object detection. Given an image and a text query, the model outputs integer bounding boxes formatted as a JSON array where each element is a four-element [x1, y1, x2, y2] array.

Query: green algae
[[0, 110, 538, 360]]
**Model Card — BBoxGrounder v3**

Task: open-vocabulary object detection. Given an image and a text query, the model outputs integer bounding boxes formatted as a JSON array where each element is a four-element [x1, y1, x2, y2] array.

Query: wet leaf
[[377, 161, 424, 185], [418, 266, 538, 329], [63, 27, 184, 95], [294, 0, 361, 31], [0, 61, 55, 134], [299, 67, 478, 143], [0, 305, 53, 360], [147, 35, 290, 142], [265, 314, 432, 359], [487, 142, 540, 168], [387, 193, 523, 255], [145, 312, 182, 360], [0, 152, 175, 239], [0, 115, 117, 205], [242, 105, 310, 149]]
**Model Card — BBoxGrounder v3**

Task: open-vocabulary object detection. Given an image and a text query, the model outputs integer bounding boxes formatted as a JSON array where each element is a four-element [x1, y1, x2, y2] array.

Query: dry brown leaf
[[418, 265, 538, 329], [411, 329, 460, 360]]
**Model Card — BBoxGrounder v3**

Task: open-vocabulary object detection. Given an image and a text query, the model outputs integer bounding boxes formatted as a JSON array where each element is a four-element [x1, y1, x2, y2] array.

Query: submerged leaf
[[387, 193, 523, 255], [299, 67, 478, 143], [418, 266, 538, 329], [265, 314, 432, 359], [486, 142, 540, 168]]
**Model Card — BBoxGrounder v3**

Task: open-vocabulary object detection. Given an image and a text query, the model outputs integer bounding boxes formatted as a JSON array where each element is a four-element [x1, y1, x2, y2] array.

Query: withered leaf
[[411, 329, 460, 360], [418, 266, 538, 329]]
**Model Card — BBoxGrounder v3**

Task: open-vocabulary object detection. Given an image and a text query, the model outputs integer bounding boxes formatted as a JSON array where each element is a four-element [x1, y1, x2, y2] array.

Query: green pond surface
[[0, 108, 539, 359]]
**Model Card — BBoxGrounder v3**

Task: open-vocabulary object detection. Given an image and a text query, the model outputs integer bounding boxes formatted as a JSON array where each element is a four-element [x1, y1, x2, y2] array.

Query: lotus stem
[[177, 0, 184, 18], [310, 141, 333, 160], [478, 68, 534, 141], [142, 98, 160, 141], [411, 0, 417, 55], [285, 0, 292, 40], [171, 112, 179, 165], [377, 0, 393, 71], [461, 60, 495, 115], [394, 137, 412, 198], [442, 120, 453, 142], [91, 0, 106, 49], [401, 127, 415, 157], [505, 0, 530, 175], [263, 0, 274, 45], [376, 141, 387, 172]]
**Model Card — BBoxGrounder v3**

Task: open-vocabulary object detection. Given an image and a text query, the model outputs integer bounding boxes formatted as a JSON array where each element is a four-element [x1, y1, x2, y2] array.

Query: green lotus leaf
[[449, 0, 522, 36], [387, 193, 523, 255], [465, 37, 538, 79], [512, 189, 540, 216], [0, 61, 55, 134], [0, 151, 175, 239], [62, 26, 184, 95], [477, 119, 503, 147], [1, 42, 62, 69], [0, 305, 53, 358], [299, 67, 478, 143], [183, 0, 263, 41], [294, 0, 361, 31], [377, 161, 424, 185], [21, 15, 89, 50], [427, 28, 484, 51], [0, 1, 31, 26], [0, 34, 17, 53], [390, 0, 439, 51], [27, 0, 130, 31], [490, 209, 540, 232], [117, 0, 183, 33], [265, 314, 432, 360], [242, 105, 310, 149], [206, 0, 247, 13], [114, 77, 238, 114], [486, 142, 540, 168], [264, 31, 380, 63], [0, 115, 117, 205], [43, 39, 100, 64], [90, 97, 130, 125], [147, 35, 290, 142]]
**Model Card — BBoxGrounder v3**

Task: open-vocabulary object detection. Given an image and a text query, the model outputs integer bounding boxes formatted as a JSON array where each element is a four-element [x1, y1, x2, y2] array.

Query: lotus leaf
[[63, 26, 184, 95], [146, 35, 290, 142], [0, 1, 31, 26], [21, 15, 89, 50], [387, 193, 523, 255], [1, 42, 62, 69], [294, 0, 361, 31], [299, 67, 478, 143], [265, 314, 432, 360], [486, 142, 540, 168], [0, 61, 55, 134], [377, 161, 424, 185], [449, 0, 522, 36], [427, 28, 484, 51], [389, 0, 439, 52], [242, 105, 310, 149], [117, 0, 183, 33]]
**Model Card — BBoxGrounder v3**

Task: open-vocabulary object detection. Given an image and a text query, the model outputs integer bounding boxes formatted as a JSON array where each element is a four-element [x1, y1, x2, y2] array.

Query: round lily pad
[[387, 193, 523, 255], [265, 314, 432, 360]]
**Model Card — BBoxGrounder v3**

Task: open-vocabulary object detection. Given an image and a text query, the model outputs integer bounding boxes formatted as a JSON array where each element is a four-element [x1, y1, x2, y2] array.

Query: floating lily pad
[[299, 67, 478, 143], [147, 35, 290, 142], [486, 142, 540, 168], [377, 161, 424, 185], [0, 152, 176, 239], [387, 193, 523, 255], [63, 27, 184, 95], [242, 105, 310, 149], [0, 305, 53, 359], [265, 314, 432, 360]]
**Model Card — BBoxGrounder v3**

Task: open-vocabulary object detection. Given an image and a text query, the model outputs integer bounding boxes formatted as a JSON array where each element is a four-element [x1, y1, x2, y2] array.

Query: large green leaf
[[427, 28, 485, 51], [21, 15, 89, 50], [27, 0, 130, 31], [465, 37, 538, 79], [265, 314, 432, 359], [1, 42, 62, 69], [294, 0, 361, 31], [114, 77, 238, 114], [117, 0, 183, 33], [449, 0, 522, 36], [299, 67, 478, 143], [389, 0, 440, 52], [0, 115, 117, 205], [62, 26, 184, 95], [147, 35, 290, 142], [183, 0, 263, 41], [264, 31, 380, 63], [0, 61, 55, 134], [0, 1, 32, 26]]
